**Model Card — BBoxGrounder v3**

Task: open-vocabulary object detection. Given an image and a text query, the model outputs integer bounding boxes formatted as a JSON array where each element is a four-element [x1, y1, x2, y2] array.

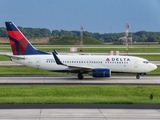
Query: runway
[[0, 76, 160, 85]]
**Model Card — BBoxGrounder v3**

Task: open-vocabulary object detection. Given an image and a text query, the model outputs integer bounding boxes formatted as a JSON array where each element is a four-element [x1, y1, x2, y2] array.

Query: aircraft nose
[[150, 63, 157, 71]]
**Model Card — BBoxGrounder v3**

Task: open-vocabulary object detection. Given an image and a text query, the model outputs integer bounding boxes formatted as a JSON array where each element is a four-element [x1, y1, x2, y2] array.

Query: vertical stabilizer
[[5, 22, 48, 55]]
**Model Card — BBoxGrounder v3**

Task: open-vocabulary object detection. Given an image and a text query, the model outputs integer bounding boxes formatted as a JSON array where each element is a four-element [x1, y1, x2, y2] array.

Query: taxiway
[[0, 76, 160, 85], [0, 109, 159, 120]]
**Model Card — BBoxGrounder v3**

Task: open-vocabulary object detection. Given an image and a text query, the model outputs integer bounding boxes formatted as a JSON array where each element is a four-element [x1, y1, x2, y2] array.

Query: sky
[[1, 0, 160, 33]]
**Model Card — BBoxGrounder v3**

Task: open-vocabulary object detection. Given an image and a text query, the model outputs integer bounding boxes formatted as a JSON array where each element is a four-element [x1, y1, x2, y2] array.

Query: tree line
[[0, 26, 160, 42]]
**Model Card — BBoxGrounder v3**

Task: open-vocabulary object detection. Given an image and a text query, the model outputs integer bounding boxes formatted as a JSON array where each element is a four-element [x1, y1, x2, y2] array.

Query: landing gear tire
[[136, 74, 140, 79], [78, 73, 83, 80]]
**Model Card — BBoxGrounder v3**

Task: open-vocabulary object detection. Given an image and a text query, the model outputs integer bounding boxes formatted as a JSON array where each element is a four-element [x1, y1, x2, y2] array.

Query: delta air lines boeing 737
[[5, 22, 157, 79]]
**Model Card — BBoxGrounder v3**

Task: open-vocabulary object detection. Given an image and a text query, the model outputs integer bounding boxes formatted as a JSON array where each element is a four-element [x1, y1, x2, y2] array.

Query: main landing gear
[[136, 73, 140, 79], [78, 73, 83, 80]]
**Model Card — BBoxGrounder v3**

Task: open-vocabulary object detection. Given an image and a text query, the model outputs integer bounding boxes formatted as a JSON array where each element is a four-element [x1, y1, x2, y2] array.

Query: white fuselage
[[11, 54, 157, 74]]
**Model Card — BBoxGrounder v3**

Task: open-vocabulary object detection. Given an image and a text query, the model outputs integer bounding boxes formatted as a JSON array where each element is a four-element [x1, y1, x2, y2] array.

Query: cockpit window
[[143, 61, 149, 64]]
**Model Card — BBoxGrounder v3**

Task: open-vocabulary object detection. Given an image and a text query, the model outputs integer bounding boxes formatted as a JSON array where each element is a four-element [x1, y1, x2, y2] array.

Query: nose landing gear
[[136, 73, 146, 79], [136, 74, 140, 79]]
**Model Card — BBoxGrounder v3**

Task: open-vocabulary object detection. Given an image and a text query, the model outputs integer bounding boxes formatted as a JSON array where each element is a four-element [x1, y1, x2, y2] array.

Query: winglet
[[53, 49, 58, 55], [52, 52, 66, 66]]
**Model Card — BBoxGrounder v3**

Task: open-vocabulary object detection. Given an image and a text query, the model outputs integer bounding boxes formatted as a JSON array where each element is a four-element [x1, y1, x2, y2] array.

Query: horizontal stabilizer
[[6, 54, 25, 59]]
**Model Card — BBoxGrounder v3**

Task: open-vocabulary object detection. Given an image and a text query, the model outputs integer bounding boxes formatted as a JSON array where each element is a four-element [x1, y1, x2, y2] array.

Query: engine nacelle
[[92, 68, 111, 77]]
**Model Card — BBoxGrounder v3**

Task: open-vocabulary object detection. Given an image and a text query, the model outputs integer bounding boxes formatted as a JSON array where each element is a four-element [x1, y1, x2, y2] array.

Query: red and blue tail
[[5, 22, 49, 55]]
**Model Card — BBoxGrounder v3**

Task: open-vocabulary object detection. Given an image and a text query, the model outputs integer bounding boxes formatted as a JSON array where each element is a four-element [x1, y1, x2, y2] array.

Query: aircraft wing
[[52, 52, 93, 71], [66, 64, 93, 71]]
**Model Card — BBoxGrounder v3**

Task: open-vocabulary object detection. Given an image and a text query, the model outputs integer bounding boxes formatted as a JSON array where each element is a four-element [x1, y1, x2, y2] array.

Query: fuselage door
[[134, 59, 138, 68], [36, 58, 40, 68]]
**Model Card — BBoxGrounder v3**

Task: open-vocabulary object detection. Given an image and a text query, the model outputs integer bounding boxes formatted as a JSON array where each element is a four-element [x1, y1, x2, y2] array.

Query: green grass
[[0, 86, 159, 104], [131, 55, 160, 61], [49, 36, 104, 45], [0, 66, 57, 75], [1, 46, 160, 53], [37, 47, 160, 53], [147, 67, 160, 75], [0, 55, 10, 61]]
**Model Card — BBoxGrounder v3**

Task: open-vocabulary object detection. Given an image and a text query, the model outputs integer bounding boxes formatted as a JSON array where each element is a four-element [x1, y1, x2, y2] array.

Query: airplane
[[5, 22, 157, 80]]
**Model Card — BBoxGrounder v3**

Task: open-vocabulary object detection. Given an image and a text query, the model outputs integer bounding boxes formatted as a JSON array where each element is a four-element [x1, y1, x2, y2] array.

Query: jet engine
[[91, 68, 111, 77]]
